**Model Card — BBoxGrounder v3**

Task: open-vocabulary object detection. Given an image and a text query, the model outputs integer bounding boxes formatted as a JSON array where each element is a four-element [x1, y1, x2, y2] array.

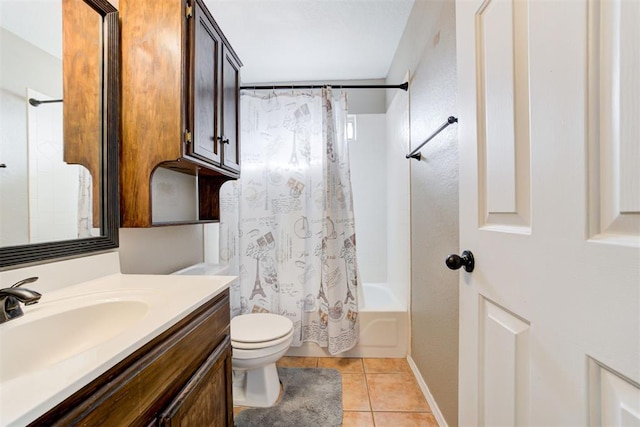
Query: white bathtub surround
[[286, 283, 409, 358], [384, 88, 411, 310], [220, 88, 360, 355], [349, 110, 411, 310], [0, 271, 234, 426]]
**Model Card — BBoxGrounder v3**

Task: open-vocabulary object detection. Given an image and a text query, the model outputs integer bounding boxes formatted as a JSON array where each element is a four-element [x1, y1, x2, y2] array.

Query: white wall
[[387, 0, 460, 425]]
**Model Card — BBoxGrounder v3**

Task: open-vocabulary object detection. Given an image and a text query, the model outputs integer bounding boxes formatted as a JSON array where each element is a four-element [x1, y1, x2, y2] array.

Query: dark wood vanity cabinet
[[120, 0, 242, 227], [32, 290, 233, 427]]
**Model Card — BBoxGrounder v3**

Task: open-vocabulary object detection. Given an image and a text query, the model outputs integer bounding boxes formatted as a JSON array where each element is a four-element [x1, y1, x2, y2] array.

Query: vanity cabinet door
[[158, 335, 233, 427], [221, 44, 241, 174], [187, 0, 222, 166]]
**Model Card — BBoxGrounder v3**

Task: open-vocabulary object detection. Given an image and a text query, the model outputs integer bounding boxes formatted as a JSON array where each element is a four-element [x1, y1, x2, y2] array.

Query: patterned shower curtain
[[220, 88, 360, 355]]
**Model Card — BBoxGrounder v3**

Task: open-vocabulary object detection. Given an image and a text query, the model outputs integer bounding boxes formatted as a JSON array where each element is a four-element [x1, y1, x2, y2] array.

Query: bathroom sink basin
[[0, 298, 149, 382]]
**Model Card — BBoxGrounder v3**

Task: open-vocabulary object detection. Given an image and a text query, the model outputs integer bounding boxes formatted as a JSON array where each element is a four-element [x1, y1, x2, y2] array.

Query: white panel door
[[456, 0, 640, 425]]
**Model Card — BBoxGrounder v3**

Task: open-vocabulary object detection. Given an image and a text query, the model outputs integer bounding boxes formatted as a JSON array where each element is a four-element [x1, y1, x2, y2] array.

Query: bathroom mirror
[[0, 0, 119, 269]]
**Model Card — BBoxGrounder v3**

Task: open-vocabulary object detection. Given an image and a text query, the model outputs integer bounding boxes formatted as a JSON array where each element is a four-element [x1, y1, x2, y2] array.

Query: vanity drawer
[[32, 289, 231, 427]]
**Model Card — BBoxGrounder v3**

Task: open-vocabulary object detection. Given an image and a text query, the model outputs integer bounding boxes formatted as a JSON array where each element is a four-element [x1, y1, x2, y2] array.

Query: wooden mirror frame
[[0, 0, 119, 269]]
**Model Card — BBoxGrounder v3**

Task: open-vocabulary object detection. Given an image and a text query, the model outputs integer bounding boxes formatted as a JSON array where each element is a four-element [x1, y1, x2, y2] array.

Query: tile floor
[[234, 357, 439, 427]]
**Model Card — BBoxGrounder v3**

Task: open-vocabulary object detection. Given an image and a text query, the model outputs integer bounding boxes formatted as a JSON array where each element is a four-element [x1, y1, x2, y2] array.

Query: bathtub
[[286, 282, 410, 358]]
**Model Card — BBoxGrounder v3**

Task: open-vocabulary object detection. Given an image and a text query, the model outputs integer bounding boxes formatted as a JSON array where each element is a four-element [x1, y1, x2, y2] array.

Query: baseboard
[[407, 355, 449, 427]]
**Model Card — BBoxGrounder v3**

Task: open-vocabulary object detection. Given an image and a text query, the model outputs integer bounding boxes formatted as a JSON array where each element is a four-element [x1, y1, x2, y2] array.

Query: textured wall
[[387, 1, 460, 425]]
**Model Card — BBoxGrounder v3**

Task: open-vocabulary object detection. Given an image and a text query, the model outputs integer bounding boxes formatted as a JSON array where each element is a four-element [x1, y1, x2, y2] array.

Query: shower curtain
[[220, 88, 360, 355]]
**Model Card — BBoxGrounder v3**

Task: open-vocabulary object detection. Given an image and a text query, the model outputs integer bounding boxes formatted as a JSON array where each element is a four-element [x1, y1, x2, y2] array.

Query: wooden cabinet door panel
[[188, 0, 221, 165], [221, 46, 240, 174], [158, 336, 232, 427]]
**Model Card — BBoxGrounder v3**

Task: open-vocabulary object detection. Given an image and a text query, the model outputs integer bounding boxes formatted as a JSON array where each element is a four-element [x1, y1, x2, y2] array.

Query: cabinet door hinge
[[184, 130, 192, 144], [185, 4, 193, 18]]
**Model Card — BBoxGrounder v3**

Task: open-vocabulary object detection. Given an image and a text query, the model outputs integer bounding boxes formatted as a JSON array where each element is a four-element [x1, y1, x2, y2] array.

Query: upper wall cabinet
[[120, 0, 242, 227]]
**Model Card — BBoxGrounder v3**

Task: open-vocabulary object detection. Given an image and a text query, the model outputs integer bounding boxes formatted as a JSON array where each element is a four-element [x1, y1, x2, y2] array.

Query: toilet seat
[[231, 313, 294, 349], [232, 329, 294, 350]]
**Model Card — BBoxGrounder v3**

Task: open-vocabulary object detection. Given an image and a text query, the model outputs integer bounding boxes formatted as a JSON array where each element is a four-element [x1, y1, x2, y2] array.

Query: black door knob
[[446, 250, 475, 272]]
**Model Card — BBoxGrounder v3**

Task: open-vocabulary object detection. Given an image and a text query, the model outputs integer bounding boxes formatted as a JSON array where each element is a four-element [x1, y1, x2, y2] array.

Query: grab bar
[[406, 116, 458, 161]]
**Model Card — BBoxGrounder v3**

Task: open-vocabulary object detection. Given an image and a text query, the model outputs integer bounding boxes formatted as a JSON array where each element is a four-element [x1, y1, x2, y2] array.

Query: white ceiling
[[204, 0, 414, 84]]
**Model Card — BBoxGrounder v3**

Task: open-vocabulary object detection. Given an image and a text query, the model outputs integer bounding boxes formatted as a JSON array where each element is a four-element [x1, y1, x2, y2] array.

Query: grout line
[[363, 368, 376, 426]]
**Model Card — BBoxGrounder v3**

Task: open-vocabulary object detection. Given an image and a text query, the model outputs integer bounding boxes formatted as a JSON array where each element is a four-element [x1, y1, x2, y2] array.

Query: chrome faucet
[[0, 277, 41, 323]]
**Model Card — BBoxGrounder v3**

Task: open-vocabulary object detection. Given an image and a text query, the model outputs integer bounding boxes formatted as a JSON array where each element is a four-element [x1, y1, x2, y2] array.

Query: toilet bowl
[[231, 313, 294, 407]]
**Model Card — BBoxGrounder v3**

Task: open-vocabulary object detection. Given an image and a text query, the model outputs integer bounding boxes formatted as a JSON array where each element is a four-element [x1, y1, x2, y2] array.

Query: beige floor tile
[[342, 411, 375, 427], [367, 373, 430, 412], [342, 373, 371, 411], [277, 356, 318, 368], [318, 357, 364, 373], [363, 358, 411, 374], [373, 412, 439, 427]]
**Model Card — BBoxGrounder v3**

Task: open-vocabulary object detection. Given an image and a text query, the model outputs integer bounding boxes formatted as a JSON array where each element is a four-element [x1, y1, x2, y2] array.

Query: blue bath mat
[[234, 367, 342, 427]]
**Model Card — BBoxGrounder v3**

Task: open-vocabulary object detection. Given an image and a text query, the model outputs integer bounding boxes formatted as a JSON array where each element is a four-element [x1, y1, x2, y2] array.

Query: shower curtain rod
[[28, 98, 63, 107], [240, 82, 408, 91]]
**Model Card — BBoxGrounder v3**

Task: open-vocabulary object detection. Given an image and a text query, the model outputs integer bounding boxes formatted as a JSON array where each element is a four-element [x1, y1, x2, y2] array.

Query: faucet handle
[[1, 279, 41, 323], [12, 276, 38, 288]]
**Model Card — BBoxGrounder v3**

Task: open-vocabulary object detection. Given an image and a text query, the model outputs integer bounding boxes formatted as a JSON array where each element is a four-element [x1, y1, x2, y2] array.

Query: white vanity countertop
[[0, 273, 236, 426]]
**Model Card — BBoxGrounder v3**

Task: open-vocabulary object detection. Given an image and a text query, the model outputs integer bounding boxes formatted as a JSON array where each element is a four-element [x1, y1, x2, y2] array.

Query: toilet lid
[[231, 313, 294, 344]]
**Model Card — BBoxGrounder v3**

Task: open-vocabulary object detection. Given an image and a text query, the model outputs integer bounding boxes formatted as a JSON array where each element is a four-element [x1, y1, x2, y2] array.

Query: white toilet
[[231, 313, 294, 407], [171, 265, 293, 407]]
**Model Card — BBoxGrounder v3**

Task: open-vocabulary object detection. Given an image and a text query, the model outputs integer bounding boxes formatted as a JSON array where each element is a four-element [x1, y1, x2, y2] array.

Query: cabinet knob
[[217, 136, 229, 144], [445, 250, 475, 272]]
